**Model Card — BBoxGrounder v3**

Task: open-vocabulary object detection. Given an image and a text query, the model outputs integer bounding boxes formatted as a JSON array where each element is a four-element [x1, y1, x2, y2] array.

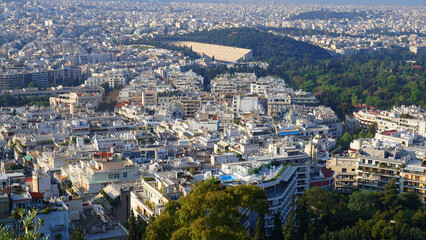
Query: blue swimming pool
[[220, 175, 237, 182]]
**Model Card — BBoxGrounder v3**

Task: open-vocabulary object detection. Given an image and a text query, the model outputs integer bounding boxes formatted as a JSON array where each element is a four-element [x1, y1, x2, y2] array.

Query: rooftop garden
[[248, 162, 291, 182], [263, 163, 291, 183]]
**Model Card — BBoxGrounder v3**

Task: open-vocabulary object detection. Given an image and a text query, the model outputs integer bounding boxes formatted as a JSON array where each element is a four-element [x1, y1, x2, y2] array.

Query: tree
[[283, 195, 296, 240], [144, 179, 268, 240], [348, 190, 380, 219], [295, 194, 309, 239], [70, 228, 86, 240], [411, 209, 426, 229], [337, 132, 354, 150], [127, 211, 136, 240], [381, 178, 399, 212], [365, 123, 378, 138], [28, 82, 41, 88], [401, 190, 422, 211], [1, 208, 45, 240], [254, 213, 266, 240], [270, 213, 283, 240], [100, 83, 111, 95], [292, 178, 426, 240]]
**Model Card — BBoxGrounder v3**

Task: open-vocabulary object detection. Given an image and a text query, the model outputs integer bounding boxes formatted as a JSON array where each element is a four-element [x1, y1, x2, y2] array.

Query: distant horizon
[[158, 0, 426, 6], [286, 0, 425, 6]]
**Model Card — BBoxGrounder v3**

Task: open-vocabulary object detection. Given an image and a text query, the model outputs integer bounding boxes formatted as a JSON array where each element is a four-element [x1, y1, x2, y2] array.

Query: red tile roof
[[383, 130, 398, 136], [353, 105, 374, 109], [93, 152, 113, 158], [321, 167, 334, 178], [115, 101, 132, 108], [30, 192, 43, 199]]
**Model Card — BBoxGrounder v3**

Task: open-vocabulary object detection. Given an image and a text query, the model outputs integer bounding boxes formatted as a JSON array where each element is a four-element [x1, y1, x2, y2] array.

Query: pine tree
[[70, 227, 86, 240], [382, 178, 399, 212], [283, 195, 296, 240], [254, 213, 267, 240]]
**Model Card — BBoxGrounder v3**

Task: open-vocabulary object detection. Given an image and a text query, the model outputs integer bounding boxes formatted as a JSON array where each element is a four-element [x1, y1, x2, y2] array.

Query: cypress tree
[[254, 213, 267, 240], [270, 213, 283, 240], [283, 195, 296, 240], [127, 211, 136, 240]]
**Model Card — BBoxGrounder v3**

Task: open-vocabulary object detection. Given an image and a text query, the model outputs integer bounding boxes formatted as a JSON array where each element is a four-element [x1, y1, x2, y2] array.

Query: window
[[342, 168, 347, 173], [108, 173, 120, 179], [123, 172, 127, 178]]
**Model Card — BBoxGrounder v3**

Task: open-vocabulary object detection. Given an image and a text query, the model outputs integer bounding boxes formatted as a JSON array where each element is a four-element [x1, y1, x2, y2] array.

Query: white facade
[[85, 69, 127, 88]]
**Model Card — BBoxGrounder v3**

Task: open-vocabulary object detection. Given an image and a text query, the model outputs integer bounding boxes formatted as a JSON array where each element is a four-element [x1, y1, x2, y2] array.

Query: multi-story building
[[48, 66, 82, 86], [31, 70, 48, 87], [267, 92, 319, 119], [267, 94, 291, 119], [49, 92, 103, 113], [93, 138, 124, 151], [1, 84, 103, 98], [210, 73, 257, 95], [357, 147, 411, 191], [0, 71, 25, 89], [219, 144, 309, 236], [353, 105, 426, 137], [290, 90, 319, 106], [131, 171, 193, 221], [233, 95, 264, 117], [141, 90, 157, 106], [85, 69, 127, 88], [402, 161, 426, 203], [180, 99, 200, 119], [327, 157, 358, 193], [327, 138, 424, 198], [63, 154, 139, 194]]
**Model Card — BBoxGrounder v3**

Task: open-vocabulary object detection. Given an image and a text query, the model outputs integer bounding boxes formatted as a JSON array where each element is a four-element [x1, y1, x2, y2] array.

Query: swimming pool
[[220, 175, 237, 182]]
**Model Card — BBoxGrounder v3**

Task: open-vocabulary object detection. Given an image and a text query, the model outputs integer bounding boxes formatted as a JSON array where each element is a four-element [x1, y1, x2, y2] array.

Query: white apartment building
[[85, 69, 127, 88], [63, 154, 139, 194], [219, 145, 309, 236], [353, 105, 426, 137]]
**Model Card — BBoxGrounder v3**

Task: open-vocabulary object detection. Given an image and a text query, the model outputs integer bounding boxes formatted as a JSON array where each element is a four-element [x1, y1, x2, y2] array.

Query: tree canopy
[[143, 179, 268, 240], [289, 181, 426, 240], [125, 28, 425, 118], [168, 27, 332, 65]]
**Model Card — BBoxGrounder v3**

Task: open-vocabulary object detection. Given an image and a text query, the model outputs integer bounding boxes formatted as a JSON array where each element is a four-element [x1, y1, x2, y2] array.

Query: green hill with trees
[[163, 28, 425, 117], [271, 47, 426, 117], [285, 180, 426, 240], [168, 27, 332, 65]]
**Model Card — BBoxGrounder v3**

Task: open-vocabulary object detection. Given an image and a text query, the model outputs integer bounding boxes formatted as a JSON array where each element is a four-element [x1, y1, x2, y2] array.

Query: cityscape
[[0, 0, 425, 239]]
